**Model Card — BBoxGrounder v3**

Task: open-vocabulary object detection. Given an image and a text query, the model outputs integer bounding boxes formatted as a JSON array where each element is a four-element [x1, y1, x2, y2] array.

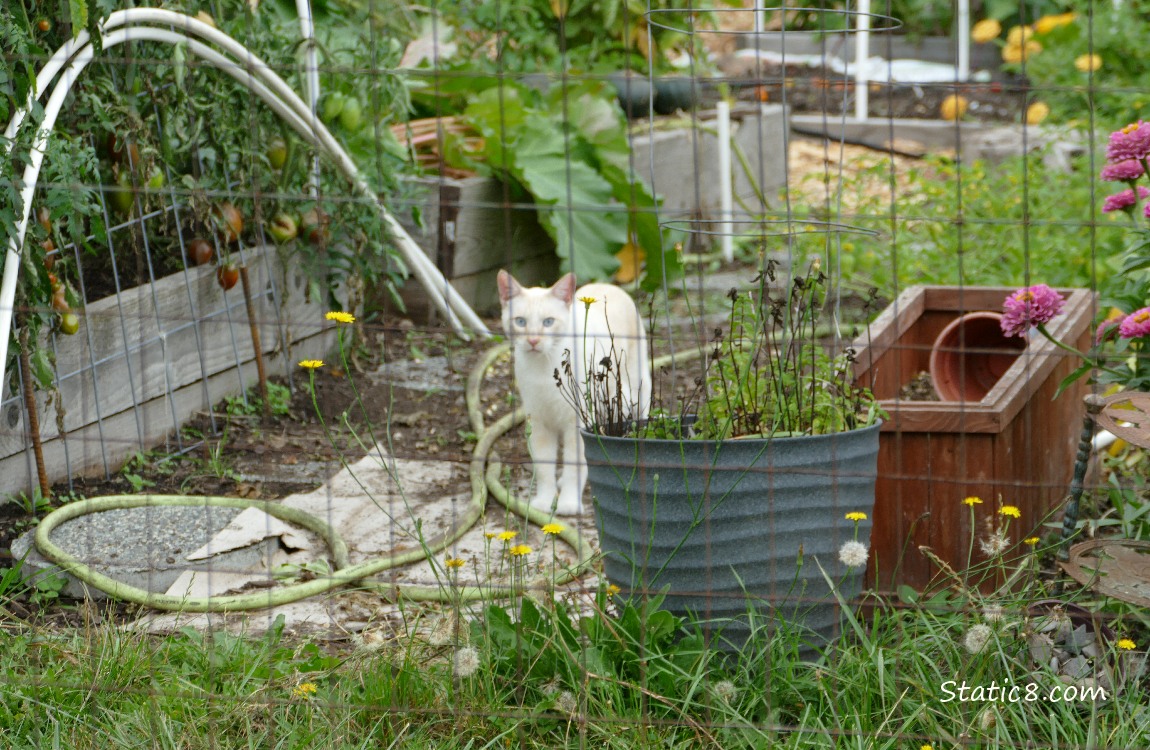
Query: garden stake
[[1056, 393, 1105, 594], [238, 264, 271, 420], [17, 319, 51, 498]]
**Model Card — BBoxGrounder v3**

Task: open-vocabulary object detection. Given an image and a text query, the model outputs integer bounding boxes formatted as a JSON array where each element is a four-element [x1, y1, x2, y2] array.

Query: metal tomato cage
[[0, 9, 489, 496]]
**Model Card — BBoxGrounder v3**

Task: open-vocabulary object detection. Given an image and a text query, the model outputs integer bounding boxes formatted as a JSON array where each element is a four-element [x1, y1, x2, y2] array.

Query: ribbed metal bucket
[[582, 422, 880, 649]]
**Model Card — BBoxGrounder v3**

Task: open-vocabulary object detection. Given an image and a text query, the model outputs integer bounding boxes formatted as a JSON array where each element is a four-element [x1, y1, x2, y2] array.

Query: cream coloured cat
[[497, 270, 650, 515]]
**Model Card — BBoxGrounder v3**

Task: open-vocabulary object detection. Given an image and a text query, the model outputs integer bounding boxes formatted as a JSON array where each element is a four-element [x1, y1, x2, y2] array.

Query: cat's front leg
[[554, 422, 586, 515], [527, 422, 560, 512]]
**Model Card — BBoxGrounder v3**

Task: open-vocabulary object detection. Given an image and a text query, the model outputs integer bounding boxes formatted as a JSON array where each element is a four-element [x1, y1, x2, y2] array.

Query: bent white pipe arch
[[2, 10, 489, 403]]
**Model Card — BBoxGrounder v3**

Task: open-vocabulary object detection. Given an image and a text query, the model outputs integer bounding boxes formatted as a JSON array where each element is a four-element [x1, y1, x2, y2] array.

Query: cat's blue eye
[[542, 317, 555, 327], [514, 316, 527, 327]]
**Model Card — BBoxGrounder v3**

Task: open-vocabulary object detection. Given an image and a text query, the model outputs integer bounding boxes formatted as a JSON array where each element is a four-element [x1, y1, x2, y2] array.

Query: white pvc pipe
[[854, 0, 871, 121], [2, 11, 491, 402], [295, 0, 322, 196], [957, 0, 970, 82], [715, 100, 733, 263]]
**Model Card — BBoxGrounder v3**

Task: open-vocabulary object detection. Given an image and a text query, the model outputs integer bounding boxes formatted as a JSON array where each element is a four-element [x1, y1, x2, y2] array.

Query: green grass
[[2, 574, 1148, 749]]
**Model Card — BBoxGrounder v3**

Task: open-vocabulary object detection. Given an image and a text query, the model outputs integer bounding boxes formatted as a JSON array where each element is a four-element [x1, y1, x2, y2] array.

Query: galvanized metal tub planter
[[581, 421, 881, 650]]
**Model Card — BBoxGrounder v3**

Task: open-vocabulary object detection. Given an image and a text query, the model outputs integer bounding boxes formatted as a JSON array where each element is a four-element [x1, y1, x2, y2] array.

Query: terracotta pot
[[929, 311, 1026, 402]]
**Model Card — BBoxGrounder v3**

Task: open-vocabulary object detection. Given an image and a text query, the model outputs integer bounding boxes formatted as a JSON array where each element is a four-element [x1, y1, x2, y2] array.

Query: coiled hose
[[31, 343, 596, 612]]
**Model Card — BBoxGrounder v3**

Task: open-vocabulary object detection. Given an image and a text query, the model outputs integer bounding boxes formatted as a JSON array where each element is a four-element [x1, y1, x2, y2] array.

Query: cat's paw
[[529, 492, 557, 514], [551, 490, 583, 516]]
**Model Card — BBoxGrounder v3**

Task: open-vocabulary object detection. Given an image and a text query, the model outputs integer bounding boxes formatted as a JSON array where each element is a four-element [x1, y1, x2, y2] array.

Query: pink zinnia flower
[[1102, 186, 1150, 213], [1106, 121, 1150, 162], [1101, 159, 1145, 182], [1096, 317, 1124, 344], [1119, 307, 1150, 338], [1001, 284, 1066, 337]]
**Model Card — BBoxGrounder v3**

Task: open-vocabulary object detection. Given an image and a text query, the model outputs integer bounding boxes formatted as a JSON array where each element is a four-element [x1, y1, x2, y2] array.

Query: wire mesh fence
[[2, 0, 1150, 746]]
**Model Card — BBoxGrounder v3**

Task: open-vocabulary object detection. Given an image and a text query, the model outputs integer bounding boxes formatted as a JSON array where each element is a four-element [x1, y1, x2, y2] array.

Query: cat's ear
[[551, 273, 577, 305], [497, 270, 522, 304]]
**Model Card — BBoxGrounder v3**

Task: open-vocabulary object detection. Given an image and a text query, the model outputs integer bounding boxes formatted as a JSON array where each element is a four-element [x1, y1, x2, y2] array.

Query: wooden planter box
[[0, 244, 337, 498], [851, 285, 1096, 591]]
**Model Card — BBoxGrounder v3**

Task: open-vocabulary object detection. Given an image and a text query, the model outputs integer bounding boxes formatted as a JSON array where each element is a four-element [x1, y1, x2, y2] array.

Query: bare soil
[[723, 61, 1028, 123], [0, 323, 525, 627]]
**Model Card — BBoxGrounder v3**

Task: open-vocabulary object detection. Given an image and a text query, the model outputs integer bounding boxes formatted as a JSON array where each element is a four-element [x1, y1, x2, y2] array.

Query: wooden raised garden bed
[[0, 244, 336, 498], [851, 285, 1096, 591]]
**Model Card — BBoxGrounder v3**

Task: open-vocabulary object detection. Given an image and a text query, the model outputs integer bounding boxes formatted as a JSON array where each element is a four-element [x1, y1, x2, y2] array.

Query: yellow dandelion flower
[[998, 505, 1021, 518], [1002, 39, 1042, 63], [298, 359, 324, 369], [541, 523, 564, 535], [497, 530, 518, 542], [606, 583, 621, 596], [1006, 25, 1034, 45], [484, 532, 497, 539], [1117, 638, 1137, 650], [445, 557, 466, 569], [1075, 53, 1102, 73], [939, 94, 968, 121], [292, 682, 318, 698], [1025, 536, 1040, 546], [1026, 102, 1050, 125], [845, 511, 868, 522], [508, 544, 532, 557], [963, 496, 983, 507], [325, 310, 355, 324], [1034, 12, 1075, 35], [970, 18, 1001, 43], [578, 296, 597, 308], [921, 745, 935, 750]]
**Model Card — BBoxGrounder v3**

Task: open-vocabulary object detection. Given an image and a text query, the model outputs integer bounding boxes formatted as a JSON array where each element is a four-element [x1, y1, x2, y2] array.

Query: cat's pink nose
[[526, 337, 541, 349]]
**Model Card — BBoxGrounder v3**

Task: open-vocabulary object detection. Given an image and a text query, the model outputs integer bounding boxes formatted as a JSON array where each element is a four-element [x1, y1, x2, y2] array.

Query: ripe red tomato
[[216, 264, 240, 291], [188, 238, 214, 266], [213, 202, 244, 244]]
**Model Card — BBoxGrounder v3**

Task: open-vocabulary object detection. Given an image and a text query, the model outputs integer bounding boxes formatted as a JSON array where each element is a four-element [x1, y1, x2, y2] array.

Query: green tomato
[[339, 97, 363, 132], [109, 171, 135, 215], [266, 137, 287, 170], [59, 312, 80, 336], [321, 93, 345, 123]]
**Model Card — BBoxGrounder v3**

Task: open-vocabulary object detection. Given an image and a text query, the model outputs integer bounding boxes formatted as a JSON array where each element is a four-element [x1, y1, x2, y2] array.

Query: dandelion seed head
[[453, 646, 480, 678], [555, 690, 578, 716], [838, 540, 869, 569], [979, 530, 1011, 558], [712, 680, 737, 702], [964, 623, 993, 654]]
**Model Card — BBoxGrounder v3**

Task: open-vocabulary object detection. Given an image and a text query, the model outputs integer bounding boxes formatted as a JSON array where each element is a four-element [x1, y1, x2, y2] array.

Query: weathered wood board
[[0, 244, 338, 498]]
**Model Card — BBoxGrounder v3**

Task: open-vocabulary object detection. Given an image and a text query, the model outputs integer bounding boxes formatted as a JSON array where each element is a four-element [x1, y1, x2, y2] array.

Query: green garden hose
[[32, 342, 595, 612]]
